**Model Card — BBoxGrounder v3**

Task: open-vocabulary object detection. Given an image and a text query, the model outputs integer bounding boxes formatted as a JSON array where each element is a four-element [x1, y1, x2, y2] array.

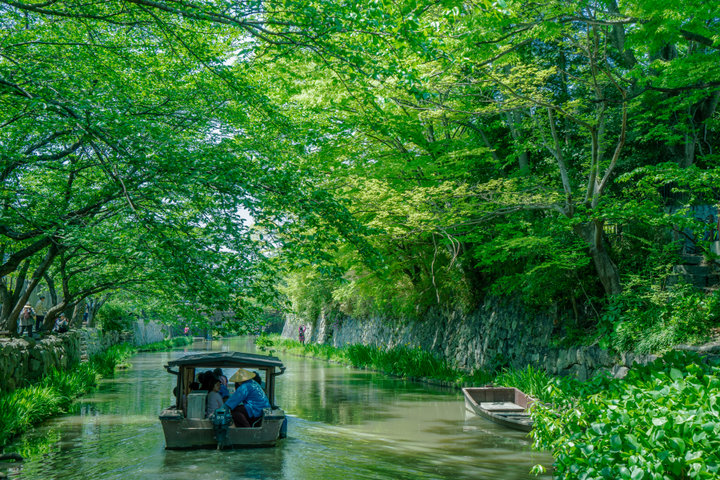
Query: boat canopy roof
[[166, 351, 284, 369]]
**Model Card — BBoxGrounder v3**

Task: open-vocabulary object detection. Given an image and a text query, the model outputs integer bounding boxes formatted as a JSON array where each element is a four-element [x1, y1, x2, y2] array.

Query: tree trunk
[[71, 300, 85, 327], [573, 220, 622, 296], [43, 273, 58, 306], [87, 295, 108, 328], [505, 111, 529, 172], [6, 247, 57, 336], [44, 302, 67, 331]]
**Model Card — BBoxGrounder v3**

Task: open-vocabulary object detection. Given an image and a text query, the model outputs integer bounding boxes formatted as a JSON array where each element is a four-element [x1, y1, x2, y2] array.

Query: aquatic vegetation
[[92, 343, 136, 376], [530, 351, 720, 479], [137, 336, 193, 352], [0, 342, 135, 449]]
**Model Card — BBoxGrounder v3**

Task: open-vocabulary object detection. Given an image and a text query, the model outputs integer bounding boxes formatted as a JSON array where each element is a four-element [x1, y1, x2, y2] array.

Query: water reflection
[[3, 338, 552, 479]]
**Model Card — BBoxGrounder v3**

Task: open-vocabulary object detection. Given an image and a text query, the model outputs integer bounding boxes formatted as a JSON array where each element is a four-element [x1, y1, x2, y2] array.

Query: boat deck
[[462, 387, 536, 432]]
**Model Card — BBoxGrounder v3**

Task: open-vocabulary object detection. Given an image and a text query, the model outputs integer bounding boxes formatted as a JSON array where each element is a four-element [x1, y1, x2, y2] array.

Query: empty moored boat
[[462, 387, 536, 432], [159, 351, 287, 449]]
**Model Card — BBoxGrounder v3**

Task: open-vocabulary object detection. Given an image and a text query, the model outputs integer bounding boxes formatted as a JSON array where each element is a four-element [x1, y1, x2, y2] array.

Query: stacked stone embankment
[[1, 320, 166, 393], [282, 297, 658, 380], [0, 333, 81, 392]]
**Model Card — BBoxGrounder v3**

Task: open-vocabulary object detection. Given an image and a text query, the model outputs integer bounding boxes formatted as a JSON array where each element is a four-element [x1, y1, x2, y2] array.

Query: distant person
[[224, 368, 270, 427], [298, 324, 306, 344], [19, 304, 35, 337], [34, 295, 46, 332], [206, 378, 224, 418]]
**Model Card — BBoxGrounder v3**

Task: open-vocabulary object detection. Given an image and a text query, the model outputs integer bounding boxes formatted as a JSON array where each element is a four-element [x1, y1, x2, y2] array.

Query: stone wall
[[131, 320, 166, 346], [282, 298, 657, 380], [0, 333, 81, 392], [79, 328, 126, 358], [0, 320, 168, 393]]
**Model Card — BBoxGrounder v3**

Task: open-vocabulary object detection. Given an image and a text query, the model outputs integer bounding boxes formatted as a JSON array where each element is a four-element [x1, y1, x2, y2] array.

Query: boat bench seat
[[479, 401, 525, 412]]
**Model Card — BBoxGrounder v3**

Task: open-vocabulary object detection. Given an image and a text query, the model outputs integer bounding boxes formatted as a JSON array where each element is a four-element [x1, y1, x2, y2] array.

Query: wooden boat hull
[[160, 407, 286, 449], [462, 387, 535, 432]]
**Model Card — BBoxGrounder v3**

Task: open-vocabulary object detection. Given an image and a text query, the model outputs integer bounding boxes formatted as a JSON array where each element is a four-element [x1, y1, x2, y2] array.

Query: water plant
[[137, 336, 193, 352], [92, 343, 136, 376], [530, 351, 720, 479]]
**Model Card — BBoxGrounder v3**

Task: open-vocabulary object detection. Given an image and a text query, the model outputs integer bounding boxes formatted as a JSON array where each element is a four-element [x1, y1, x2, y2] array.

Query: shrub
[[96, 301, 136, 332], [597, 282, 720, 354]]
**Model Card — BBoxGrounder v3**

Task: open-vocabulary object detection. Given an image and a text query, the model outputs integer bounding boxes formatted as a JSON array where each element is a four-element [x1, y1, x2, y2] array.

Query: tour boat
[[461, 386, 536, 432], [159, 351, 287, 449]]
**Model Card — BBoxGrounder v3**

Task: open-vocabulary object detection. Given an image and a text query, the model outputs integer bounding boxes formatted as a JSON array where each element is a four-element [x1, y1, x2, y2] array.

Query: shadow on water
[[3, 337, 553, 480]]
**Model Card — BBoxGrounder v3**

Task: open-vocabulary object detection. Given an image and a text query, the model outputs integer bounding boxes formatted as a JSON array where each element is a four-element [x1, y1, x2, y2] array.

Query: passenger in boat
[[197, 370, 216, 391], [206, 378, 224, 418], [213, 368, 230, 400], [224, 368, 270, 428]]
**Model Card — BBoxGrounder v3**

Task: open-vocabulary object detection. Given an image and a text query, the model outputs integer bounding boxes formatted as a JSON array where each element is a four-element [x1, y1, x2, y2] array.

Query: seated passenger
[[206, 379, 224, 418], [224, 368, 270, 427]]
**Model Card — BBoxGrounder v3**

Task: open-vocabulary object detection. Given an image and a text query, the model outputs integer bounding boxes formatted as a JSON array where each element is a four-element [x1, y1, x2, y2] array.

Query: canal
[[5, 337, 553, 479]]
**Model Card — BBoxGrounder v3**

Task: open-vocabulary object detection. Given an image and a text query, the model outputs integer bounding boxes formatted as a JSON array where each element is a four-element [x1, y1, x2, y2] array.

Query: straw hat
[[229, 368, 255, 383]]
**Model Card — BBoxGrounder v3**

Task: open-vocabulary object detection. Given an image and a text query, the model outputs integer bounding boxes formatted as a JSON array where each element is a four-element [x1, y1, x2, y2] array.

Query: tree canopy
[[1, 0, 718, 341]]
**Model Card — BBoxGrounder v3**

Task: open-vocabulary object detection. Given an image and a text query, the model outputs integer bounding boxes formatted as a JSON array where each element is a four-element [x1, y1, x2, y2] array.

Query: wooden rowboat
[[462, 387, 536, 432], [159, 351, 287, 449]]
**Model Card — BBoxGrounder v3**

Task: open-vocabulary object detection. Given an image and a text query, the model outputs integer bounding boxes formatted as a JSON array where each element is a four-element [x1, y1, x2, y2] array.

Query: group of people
[[18, 295, 69, 337], [193, 367, 271, 428]]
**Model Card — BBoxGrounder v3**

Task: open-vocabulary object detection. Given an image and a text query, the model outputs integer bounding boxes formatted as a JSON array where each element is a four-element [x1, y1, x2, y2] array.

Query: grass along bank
[[0, 343, 135, 450], [0, 336, 192, 452], [137, 336, 193, 352], [256, 334, 491, 386]]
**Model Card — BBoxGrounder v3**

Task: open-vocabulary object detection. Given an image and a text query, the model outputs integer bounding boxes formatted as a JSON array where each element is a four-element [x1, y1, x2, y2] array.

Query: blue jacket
[[225, 380, 270, 418]]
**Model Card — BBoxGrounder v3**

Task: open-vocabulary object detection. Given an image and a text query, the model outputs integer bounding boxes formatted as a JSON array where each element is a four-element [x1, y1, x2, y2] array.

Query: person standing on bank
[[34, 295, 46, 332], [19, 304, 35, 337], [224, 368, 270, 427]]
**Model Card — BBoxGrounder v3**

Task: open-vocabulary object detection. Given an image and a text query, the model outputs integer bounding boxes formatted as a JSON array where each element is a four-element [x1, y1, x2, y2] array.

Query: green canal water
[[4, 337, 553, 479]]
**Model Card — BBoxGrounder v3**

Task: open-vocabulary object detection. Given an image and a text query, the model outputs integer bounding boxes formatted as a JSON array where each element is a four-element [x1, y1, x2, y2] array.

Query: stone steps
[[80, 335, 89, 363], [668, 254, 720, 290]]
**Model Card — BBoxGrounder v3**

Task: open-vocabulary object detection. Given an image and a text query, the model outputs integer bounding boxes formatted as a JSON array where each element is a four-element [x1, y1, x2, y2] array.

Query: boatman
[[224, 368, 270, 427]]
